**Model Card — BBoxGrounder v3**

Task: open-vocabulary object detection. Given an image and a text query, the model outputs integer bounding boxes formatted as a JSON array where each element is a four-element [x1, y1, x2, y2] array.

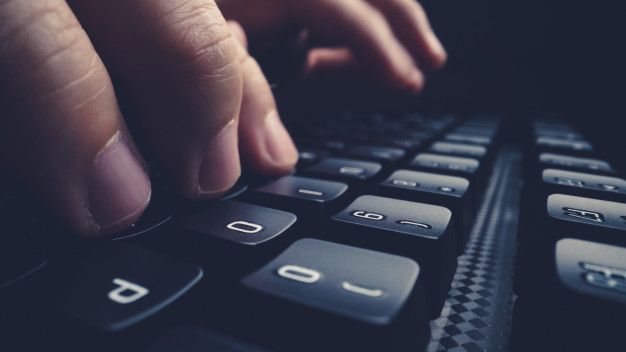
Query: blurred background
[[255, 0, 625, 173]]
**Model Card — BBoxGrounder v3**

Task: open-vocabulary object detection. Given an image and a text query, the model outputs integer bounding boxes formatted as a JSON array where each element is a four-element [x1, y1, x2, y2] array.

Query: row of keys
[[513, 118, 626, 351]]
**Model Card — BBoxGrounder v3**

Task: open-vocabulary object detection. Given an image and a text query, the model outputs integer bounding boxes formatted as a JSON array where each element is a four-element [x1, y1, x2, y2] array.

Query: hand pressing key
[[0, 0, 446, 236]]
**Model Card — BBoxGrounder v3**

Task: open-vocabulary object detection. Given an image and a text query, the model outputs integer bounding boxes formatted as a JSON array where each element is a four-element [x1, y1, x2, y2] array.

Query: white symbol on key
[[396, 220, 432, 229], [297, 189, 324, 196], [392, 179, 418, 187], [341, 281, 384, 298], [108, 278, 149, 304], [227, 221, 263, 234], [277, 265, 321, 284], [351, 211, 386, 221], [340, 167, 365, 175]]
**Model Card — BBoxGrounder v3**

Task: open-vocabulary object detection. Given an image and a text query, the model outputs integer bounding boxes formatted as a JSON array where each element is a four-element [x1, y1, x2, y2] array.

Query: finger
[[70, 0, 244, 199], [306, 47, 358, 74], [291, 0, 425, 92], [227, 21, 298, 176], [227, 20, 248, 50], [367, 0, 447, 70], [0, 0, 151, 235]]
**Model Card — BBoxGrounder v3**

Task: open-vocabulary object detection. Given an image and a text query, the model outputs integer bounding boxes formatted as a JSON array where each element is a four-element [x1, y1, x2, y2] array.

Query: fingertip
[[406, 68, 426, 93], [261, 112, 299, 174], [424, 34, 448, 70], [196, 121, 242, 199]]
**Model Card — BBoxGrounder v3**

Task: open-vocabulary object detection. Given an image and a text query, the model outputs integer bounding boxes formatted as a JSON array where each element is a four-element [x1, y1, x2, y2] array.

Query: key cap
[[538, 153, 615, 174], [247, 176, 349, 216], [453, 126, 496, 137], [374, 137, 424, 150], [54, 244, 203, 332], [409, 153, 484, 194], [429, 141, 488, 159], [303, 157, 382, 183], [535, 136, 594, 154], [299, 139, 348, 152], [331, 195, 457, 317], [184, 201, 296, 246], [182, 200, 297, 273], [540, 169, 626, 202], [556, 238, 626, 303], [378, 170, 474, 254], [409, 153, 480, 176], [515, 194, 626, 296], [444, 133, 492, 146], [297, 148, 329, 167], [343, 145, 406, 163], [240, 238, 429, 351], [546, 194, 626, 231], [533, 128, 583, 140], [147, 327, 266, 352]]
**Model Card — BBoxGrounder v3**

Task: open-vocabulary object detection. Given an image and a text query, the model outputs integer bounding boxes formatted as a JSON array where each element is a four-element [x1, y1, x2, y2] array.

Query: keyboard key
[[379, 170, 474, 253], [538, 153, 614, 174], [444, 133, 492, 146], [344, 145, 406, 162], [540, 169, 626, 201], [547, 194, 626, 231], [534, 128, 583, 140], [303, 157, 382, 182], [429, 141, 488, 159], [182, 200, 297, 274], [556, 238, 626, 303], [183, 200, 297, 246], [248, 176, 349, 215], [535, 136, 593, 153], [374, 137, 424, 150], [409, 153, 480, 176], [453, 126, 496, 137], [300, 139, 348, 152], [241, 239, 429, 351], [148, 327, 266, 352], [54, 244, 202, 332], [331, 195, 457, 317], [297, 148, 329, 167]]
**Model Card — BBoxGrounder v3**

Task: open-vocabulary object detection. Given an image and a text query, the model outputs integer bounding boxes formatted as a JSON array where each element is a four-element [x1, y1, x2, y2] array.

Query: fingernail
[[199, 121, 241, 195], [263, 112, 298, 166], [88, 133, 151, 233]]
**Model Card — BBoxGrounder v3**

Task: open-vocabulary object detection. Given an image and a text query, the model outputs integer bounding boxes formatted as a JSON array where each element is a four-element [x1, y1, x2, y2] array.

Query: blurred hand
[[0, 0, 445, 237], [219, 0, 447, 90]]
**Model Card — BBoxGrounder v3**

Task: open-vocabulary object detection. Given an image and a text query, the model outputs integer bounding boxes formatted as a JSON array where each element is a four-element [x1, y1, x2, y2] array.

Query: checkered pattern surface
[[427, 148, 520, 352]]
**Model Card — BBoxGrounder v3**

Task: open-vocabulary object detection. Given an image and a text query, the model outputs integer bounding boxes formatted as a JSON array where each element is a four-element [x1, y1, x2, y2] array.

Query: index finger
[[291, 0, 425, 92]]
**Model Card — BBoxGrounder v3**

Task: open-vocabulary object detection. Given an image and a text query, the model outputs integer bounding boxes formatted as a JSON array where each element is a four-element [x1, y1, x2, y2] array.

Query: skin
[[0, 0, 446, 236]]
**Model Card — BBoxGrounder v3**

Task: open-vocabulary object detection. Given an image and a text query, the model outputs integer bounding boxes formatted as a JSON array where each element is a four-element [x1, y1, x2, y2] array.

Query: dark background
[[264, 0, 625, 172]]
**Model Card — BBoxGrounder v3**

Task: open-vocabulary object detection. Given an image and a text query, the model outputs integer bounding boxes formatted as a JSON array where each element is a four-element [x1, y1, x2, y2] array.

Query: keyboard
[[1, 113, 624, 351]]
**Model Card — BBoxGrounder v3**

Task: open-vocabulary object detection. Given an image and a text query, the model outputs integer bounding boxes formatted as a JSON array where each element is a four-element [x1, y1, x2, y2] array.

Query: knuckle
[[161, 0, 241, 82], [0, 0, 111, 110], [1, 0, 77, 59], [400, 0, 427, 19]]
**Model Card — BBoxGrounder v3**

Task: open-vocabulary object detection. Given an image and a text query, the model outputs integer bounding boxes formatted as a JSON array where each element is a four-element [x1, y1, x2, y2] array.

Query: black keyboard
[[1, 113, 624, 351]]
